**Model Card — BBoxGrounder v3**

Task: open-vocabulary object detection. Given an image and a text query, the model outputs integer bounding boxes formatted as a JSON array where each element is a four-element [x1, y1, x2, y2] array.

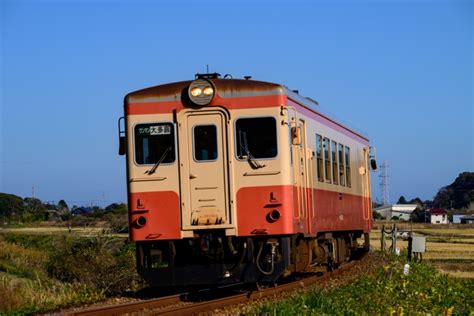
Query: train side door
[[292, 118, 310, 234], [361, 148, 371, 227], [179, 110, 230, 229]]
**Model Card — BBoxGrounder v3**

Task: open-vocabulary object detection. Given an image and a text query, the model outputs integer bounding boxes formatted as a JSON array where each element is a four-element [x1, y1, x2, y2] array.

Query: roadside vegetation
[[251, 254, 474, 315], [0, 232, 141, 314]]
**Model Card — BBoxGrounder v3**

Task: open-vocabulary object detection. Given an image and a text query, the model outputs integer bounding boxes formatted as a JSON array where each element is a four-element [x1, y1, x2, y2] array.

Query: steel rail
[[64, 294, 182, 316], [157, 260, 358, 316], [65, 255, 363, 316]]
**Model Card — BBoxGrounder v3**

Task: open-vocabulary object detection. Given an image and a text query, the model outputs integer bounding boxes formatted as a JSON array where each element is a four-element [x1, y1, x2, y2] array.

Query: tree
[[409, 197, 423, 207], [0, 193, 24, 220], [23, 197, 47, 221], [433, 186, 452, 208], [104, 203, 127, 215], [410, 209, 425, 222], [433, 172, 474, 209], [397, 196, 407, 204], [58, 200, 69, 211], [373, 211, 384, 220]]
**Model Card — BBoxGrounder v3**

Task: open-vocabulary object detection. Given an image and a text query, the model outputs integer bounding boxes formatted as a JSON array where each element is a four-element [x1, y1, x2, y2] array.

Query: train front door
[[179, 111, 230, 230]]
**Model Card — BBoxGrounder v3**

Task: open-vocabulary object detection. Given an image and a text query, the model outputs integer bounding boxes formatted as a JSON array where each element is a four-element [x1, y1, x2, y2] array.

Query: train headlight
[[188, 79, 215, 106], [203, 86, 213, 96], [190, 87, 202, 97]]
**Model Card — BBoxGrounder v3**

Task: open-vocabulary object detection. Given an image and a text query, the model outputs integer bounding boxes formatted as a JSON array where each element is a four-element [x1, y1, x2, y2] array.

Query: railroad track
[[65, 256, 363, 316]]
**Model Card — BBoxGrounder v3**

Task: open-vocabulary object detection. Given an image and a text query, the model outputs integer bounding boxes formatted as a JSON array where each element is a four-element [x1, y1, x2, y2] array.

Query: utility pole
[[379, 161, 390, 205]]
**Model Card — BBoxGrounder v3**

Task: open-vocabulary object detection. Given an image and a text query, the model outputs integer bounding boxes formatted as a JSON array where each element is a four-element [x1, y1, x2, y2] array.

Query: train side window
[[193, 125, 218, 161], [316, 134, 323, 182], [323, 137, 331, 183], [134, 123, 175, 165], [331, 140, 338, 185], [338, 143, 345, 186], [236, 117, 277, 159], [345, 146, 351, 188]]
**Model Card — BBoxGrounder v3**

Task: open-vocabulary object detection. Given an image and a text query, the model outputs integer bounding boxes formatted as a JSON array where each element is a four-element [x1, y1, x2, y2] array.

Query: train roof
[[125, 78, 369, 141], [125, 79, 283, 103]]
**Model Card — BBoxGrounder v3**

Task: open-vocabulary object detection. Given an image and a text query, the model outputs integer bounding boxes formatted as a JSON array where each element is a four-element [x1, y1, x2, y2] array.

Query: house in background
[[452, 214, 464, 224], [460, 215, 474, 224], [427, 208, 448, 224], [373, 204, 418, 221]]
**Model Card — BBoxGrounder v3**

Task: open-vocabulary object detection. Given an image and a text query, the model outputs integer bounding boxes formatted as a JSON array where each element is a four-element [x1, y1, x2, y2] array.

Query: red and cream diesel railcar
[[119, 73, 377, 287]]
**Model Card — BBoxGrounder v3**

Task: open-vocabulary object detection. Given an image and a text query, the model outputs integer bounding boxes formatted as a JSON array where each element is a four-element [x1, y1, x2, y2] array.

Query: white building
[[428, 208, 448, 224], [453, 214, 464, 224], [373, 204, 417, 221]]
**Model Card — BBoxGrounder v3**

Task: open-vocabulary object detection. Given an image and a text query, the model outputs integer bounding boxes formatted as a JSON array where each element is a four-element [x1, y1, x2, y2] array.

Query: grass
[[0, 231, 140, 315], [0, 272, 103, 314], [250, 254, 474, 315], [0, 226, 128, 238], [370, 222, 474, 279]]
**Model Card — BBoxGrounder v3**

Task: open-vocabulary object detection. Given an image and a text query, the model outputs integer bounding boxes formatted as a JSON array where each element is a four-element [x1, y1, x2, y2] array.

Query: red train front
[[119, 73, 375, 287]]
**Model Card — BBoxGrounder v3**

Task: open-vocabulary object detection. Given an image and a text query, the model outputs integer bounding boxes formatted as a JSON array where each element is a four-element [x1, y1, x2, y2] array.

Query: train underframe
[[136, 230, 370, 287]]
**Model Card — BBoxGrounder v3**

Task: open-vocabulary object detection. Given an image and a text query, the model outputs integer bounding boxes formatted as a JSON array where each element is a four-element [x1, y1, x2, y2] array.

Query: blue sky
[[1, 0, 472, 206]]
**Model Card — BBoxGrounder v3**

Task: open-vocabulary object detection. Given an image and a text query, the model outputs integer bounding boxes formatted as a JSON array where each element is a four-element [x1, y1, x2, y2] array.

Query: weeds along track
[[64, 252, 371, 316]]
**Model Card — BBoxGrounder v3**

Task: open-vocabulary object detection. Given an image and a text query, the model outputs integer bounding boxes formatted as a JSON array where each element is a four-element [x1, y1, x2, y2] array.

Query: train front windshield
[[236, 117, 277, 159], [134, 123, 175, 165]]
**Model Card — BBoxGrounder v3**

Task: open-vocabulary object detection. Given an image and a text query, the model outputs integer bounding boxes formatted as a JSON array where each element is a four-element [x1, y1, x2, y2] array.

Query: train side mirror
[[119, 136, 126, 155], [291, 127, 301, 145], [118, 117, 126, 156], [369, 146, 377, 170], [370, 158, 377, 171]]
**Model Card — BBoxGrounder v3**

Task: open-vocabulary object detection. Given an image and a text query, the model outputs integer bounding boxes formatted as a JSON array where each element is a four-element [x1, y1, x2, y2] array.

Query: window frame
[[338, 143, 345, 187], [192, 123, 219, 163], [133, 121, 177, 167], [234, 116, 279, 161], [323, 137, 332, 183], [316, 134, 324, 182], [345, 145, 352, 188], [331, 140, 339, 185]]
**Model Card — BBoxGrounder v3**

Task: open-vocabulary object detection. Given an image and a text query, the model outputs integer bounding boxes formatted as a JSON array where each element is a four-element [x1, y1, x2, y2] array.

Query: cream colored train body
[[120, 74, 375, 287]]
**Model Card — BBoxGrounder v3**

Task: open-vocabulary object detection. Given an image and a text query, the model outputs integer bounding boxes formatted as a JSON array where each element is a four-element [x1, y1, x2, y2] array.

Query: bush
[[46, 235, 141, 295]]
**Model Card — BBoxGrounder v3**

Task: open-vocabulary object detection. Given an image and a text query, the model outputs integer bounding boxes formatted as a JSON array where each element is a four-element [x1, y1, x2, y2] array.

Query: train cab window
[[193, 125, 218, 161], [345, 146, 351, 188], [323, 137, 331, 183], [134, 123, 175, 165], [236, 117, 277, 159], [316, 134, 323, 182], [338, 143, 345, 186], [331, 141, 338, 185]]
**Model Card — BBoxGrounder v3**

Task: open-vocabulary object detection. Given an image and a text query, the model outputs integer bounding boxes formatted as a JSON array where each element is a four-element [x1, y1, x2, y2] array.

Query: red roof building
[[427, 208, 448, 224], [428, 208, 448, 215]]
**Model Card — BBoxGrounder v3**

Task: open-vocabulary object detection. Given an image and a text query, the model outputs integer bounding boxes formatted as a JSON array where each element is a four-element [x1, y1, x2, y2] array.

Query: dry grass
[[0, 272, 103, 314], [436, 270, 474, 279], [0, 227, 127, 238], [371, 222, 474, 278]]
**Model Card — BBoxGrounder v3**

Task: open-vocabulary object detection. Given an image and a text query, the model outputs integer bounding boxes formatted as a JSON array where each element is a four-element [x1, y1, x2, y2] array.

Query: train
[[118, 73, 377, 287]]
